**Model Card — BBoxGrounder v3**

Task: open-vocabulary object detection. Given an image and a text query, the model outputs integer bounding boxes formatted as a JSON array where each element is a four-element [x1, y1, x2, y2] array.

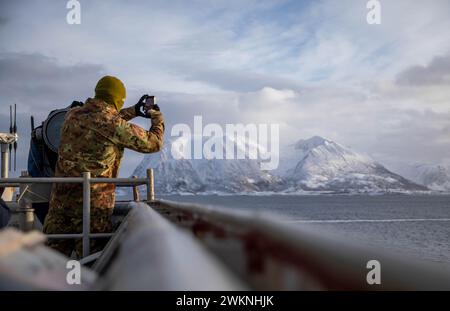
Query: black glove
[[70, 101, 84, 108], [135, 94, 149, 118]]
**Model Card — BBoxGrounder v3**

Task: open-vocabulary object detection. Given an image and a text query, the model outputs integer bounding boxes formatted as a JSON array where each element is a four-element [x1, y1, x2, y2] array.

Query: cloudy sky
[[0, 0, 449, 176]]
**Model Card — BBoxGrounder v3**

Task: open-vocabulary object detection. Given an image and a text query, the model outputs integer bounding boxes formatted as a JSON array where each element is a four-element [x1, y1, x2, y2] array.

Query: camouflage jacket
[[48, 98, 164, 214]]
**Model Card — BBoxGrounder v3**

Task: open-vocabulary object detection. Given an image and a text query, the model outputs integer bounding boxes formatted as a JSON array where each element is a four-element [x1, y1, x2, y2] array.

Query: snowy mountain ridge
[[283, 136, 426, 193], [133, 135, 284, 194], [132, 135, 428, 194], [400, 163, 450, 192]]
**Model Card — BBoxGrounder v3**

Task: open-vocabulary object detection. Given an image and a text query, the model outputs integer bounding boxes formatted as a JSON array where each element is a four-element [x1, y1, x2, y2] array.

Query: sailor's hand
[[135, 94, 150, 118], [145, 104, 160, 112], [148, 108, 164, 128]]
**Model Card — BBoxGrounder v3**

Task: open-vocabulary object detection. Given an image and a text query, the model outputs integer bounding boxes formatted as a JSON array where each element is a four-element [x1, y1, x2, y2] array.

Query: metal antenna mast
[[9, 105, 12, 172], [13, 104, 17, 171]]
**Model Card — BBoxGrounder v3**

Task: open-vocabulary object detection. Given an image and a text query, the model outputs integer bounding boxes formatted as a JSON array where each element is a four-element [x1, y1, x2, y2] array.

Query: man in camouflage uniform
[[43, 76, 164, 257]]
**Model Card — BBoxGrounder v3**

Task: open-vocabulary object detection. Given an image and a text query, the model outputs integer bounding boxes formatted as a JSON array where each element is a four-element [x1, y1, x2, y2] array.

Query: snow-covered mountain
[[132, 135, 427, 194], [280, 136, 427, 193], [132, 135, 284, 194], [401, 164, 450, 192]]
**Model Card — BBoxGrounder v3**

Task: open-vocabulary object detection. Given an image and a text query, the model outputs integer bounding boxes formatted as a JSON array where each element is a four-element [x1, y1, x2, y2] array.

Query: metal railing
[[0, 169, 155, 258]]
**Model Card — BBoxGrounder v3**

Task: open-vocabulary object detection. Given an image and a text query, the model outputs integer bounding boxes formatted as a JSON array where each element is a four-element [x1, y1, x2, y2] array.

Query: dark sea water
[[159, 194, 450, 267]]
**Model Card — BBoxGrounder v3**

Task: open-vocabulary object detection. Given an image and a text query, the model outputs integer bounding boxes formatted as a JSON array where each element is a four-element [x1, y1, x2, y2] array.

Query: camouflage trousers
[[43, 206, 113, 258]]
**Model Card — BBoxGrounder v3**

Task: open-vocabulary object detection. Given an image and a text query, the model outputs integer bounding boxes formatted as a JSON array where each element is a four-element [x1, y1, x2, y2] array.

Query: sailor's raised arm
[[111, 109, 165, 153], [119, 105, 136, 121]]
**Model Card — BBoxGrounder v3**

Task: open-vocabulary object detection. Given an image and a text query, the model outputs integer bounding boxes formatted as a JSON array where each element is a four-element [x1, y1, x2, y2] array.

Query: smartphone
[[144, 96, 155, 112]]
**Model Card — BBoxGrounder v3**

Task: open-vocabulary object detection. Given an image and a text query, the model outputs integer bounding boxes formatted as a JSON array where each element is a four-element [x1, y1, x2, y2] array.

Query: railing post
[[0, 144, 9, 201], [132, 175, 140, 202], [82, 172, 91, 258], [146, 169, 155, 202], [0, 143, 8, 179]]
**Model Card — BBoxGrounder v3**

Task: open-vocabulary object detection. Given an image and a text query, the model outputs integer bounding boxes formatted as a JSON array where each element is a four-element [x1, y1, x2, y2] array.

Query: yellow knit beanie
[[94, 76, 126, 111]]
